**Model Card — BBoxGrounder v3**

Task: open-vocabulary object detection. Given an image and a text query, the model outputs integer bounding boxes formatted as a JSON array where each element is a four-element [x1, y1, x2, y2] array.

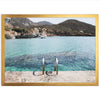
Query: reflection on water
[[5, 36, 95, 71]]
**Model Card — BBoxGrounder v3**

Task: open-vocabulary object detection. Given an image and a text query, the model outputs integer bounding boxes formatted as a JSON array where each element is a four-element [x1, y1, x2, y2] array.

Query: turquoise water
[[5, 36, 95, 71]]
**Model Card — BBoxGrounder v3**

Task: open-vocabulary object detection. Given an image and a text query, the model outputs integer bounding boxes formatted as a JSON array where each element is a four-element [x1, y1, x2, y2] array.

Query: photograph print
[[2, 14, 99, 86]]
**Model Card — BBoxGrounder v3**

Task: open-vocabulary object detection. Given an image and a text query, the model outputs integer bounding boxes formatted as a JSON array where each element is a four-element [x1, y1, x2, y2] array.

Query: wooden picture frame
[[1, 14, 99, 86]]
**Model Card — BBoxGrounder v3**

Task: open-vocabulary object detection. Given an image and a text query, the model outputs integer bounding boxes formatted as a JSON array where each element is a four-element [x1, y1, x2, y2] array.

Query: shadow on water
[[5, 52, 95, 71]]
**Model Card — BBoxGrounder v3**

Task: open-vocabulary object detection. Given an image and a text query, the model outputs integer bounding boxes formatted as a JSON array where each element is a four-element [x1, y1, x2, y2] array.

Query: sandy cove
[[5, 71, 95, 83]]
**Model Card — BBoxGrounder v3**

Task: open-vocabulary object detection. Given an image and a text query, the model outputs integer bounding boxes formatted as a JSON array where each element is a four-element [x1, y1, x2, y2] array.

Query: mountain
[[5, 18, 52, 28], [59, 19, 95, 34], [6, 18, 37, 29], [5, 18, 95, 39], [36, 21, 53, 25], [43, 19, 95, 36]]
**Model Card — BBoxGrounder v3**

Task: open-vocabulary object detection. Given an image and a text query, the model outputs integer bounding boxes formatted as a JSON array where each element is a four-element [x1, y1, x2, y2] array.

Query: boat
[[40, 33, 47, 39], [41, 36, 46, 39]]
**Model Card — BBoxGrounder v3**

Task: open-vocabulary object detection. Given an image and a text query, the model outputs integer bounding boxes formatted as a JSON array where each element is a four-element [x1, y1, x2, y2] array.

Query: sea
[[5, 36, 95, 71]]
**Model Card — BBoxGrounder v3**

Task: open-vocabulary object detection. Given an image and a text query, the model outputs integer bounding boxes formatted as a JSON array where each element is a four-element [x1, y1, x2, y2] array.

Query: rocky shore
[[5, 28, 47, 39]]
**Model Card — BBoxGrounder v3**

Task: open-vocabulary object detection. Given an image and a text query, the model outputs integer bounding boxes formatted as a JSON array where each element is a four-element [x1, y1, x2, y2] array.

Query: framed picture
[[1, 14, 99, 86]]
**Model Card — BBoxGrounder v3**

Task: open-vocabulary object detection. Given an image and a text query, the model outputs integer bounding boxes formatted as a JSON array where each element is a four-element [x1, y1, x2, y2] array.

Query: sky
[[29, 18, 95, 25]]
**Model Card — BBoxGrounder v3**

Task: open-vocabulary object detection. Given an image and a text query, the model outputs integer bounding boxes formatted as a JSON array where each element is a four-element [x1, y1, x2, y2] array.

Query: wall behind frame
[[0, 0, 100, 100]]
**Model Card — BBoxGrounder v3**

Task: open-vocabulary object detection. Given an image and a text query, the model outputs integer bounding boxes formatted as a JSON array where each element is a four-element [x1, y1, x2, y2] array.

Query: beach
[[5, 71, 95, 83]]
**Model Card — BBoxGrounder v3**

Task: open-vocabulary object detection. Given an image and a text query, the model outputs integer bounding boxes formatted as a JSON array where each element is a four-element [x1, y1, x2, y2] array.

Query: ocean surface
[[5, 36, 95, 71]]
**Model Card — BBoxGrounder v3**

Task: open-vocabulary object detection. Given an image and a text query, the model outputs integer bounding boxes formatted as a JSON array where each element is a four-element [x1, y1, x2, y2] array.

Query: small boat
[[41, 36, 46, 39]]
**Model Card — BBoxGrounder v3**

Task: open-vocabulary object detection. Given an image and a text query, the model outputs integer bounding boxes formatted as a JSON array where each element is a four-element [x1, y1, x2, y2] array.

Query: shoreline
[[5, 35, 95, 39], [5, 71, 95, 83]]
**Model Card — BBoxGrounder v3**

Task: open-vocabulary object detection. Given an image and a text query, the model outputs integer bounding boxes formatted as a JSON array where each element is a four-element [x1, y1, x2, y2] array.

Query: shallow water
[[5, 36, 95, 71]]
